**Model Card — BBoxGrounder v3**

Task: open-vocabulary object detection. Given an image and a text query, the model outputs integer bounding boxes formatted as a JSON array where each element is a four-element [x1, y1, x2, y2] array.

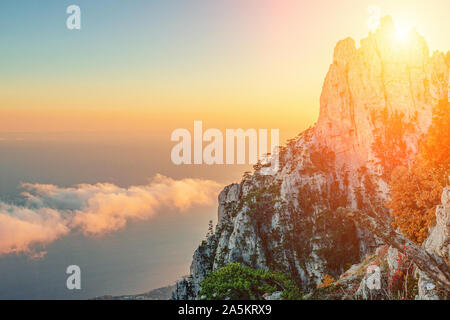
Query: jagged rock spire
[[316, 15, 449, 169]]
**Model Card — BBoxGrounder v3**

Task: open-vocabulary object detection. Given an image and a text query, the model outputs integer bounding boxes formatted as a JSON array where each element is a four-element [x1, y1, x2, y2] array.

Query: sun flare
[[395, 26, 410, 41]]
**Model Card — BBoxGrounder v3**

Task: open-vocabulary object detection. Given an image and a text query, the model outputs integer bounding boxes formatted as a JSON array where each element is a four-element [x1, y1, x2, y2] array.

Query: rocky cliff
[[416, 186, 450, 299], [316, 16, 448, 171], [172, 16, 449, 300]]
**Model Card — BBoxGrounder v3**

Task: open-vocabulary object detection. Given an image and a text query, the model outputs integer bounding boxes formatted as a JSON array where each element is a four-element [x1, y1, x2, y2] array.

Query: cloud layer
[[0, 203, 69, 258], [0, 175, 221, 257]]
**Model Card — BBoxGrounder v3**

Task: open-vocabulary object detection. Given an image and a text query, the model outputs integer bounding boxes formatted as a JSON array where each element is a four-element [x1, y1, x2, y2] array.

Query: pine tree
[[206, 220, 214, 238]]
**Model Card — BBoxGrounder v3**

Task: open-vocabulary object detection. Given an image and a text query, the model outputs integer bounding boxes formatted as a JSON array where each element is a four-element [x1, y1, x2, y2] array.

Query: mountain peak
[[333, 37, 356, 67], [317, 17, 449, 168], [173, 16, 449, 301], [377, 15, 395, 33]]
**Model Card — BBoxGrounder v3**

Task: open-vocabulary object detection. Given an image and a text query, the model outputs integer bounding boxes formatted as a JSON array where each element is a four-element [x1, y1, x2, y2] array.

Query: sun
[[394, 18, 416, 43], [395, 26, 410, 41]]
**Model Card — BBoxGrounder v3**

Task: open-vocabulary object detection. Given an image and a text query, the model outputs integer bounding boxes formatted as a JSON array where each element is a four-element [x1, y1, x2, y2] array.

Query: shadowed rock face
[[172, 16, 449, 300]]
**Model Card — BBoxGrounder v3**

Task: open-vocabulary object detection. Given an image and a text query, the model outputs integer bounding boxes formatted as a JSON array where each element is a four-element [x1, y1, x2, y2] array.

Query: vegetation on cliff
[[387, 99, 449, 244], [199, 263, 302, 300]]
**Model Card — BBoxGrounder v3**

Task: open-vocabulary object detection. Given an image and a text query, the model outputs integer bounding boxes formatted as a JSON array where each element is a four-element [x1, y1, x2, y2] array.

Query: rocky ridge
[[172, 16, 450, 300]]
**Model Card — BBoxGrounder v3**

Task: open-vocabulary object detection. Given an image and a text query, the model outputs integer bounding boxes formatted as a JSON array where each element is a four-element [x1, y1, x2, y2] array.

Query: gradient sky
[[1, 0, 449, 140]]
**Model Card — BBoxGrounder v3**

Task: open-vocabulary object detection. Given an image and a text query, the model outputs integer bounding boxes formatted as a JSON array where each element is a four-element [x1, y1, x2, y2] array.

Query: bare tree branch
[[337, 207, 450, 292]]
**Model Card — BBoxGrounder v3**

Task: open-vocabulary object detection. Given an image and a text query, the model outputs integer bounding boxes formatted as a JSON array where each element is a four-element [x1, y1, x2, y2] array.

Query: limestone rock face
[[264, 291, 282, 300], [217, 184, 241, 225], [173, 132, 371, 299], [172, 17, 449, 300], [316, 15, 449, 169], [424, 187, 450, 261], [416, 187, 450, 300]]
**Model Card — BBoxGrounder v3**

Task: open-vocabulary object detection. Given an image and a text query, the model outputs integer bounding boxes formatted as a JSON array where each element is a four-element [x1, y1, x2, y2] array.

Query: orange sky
[[1, 1, 449, 143]]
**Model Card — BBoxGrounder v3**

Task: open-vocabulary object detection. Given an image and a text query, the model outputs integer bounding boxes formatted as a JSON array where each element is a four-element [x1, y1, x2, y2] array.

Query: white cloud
[[0, 203, 69, 257], [0, 175, 222, 257]]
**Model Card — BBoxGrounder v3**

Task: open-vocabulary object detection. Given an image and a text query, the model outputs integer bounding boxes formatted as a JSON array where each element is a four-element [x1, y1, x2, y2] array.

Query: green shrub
[[199, 263, 302, 300]]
